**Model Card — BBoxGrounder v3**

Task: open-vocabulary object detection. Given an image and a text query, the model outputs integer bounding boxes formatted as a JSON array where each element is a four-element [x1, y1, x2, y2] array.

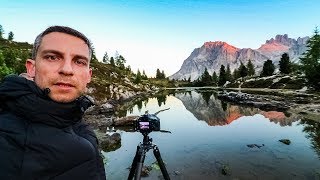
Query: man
[[0, 26, 106, 180]]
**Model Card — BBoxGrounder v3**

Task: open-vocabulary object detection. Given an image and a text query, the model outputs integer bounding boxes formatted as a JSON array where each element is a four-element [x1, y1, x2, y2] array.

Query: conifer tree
[[232, 68, 240, 80], [279, 53, 292, 74], [300, 27, 320, 90], [218, 65, 227, 86], [260, 59, 275, 77], [247, 59, 255, 76], [8, 31, 14, 41], [239, 61, 248, 78], [0, 25, 4, 39], [110, 57, 115, 66], [212, 71, 218, 86], [134, 69, 142, 83], [102, 52, 109, 63], [142, 70, 148, 80], [201, 68, 212, 86], [156, 69, 161, 79], [90, 45, 98, 62], [226, 64, 233, 82], [161, 70, 166, 79]]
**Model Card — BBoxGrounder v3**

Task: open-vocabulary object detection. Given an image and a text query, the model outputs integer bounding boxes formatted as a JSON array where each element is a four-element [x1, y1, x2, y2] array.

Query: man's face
[[26, 32, 92, 103]]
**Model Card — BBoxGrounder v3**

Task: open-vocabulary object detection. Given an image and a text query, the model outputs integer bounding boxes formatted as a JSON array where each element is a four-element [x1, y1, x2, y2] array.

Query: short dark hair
[[32, 25, 93, 60]]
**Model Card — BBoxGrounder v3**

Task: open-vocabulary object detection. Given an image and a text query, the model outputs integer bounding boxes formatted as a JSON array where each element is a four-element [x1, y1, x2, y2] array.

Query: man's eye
[[44, 55, 59, 61], [75, 59, 87, 66]]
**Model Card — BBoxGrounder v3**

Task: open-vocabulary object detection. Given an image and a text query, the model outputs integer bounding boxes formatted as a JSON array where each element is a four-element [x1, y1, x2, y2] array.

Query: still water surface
[[103, 90, 320, 180]]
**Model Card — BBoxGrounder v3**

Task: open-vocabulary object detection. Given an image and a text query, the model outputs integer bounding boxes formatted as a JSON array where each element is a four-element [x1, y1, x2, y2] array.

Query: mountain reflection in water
[[175, 90, 297, 126], [104, 90, 320, 180]]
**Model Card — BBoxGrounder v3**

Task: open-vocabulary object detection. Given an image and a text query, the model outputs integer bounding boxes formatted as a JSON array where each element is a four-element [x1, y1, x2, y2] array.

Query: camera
[[135, 113, 160, 133]]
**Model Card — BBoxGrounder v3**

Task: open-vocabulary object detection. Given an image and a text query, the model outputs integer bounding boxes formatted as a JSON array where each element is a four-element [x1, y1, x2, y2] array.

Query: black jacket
[[0, 75, 106, 180]]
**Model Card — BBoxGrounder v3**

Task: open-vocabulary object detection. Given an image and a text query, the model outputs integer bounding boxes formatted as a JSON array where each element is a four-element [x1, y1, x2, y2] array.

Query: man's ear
[[26, 59, 36, 77]]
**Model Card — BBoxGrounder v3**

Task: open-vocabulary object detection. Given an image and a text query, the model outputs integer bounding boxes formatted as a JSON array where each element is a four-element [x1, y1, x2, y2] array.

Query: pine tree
[[232, 68, 240, 80], [110, 57, 115, 66], [156, 69, 161, 79], [212, 71, 218, 86], [226, 64, 233, 82], [0, 25, 4, 39], [8, 31, 14, 41], [201, 68, 212, 86], [161, 70, 166, 79], [116, 55, 126, 69], [126, 65, 131, 73], [134, 69, 142, 83], [300, 27, 320, 90], [218, 65, 227, 86], [102, 52, 109, 63], [239, 61, 248, 78], [90, 45, 98, 62], [260, 59, 275, 77], [247, 59, 255, 76], [142, 70, 148, 80], [279, 53, 292, 74]]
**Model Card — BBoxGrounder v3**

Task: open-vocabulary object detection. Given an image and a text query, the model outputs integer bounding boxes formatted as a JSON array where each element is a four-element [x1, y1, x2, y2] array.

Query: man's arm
[[73, 121, 106, 180]]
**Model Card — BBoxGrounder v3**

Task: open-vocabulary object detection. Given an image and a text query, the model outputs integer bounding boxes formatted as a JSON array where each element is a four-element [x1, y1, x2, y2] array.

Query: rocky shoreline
[[220, 88, 320, 122], [85, 87, 320, 152]]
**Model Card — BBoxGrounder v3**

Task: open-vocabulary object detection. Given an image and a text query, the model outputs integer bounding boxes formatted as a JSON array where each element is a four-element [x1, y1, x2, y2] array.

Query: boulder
[[100, 133, 121, 152], [114, 116, 139, 126]]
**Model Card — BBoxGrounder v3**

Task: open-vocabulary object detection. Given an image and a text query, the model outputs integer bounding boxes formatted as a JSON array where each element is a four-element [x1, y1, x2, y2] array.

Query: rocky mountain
[[170, 34, 309, 81]]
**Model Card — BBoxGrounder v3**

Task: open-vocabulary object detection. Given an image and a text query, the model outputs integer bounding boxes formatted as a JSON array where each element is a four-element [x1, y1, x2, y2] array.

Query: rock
[[279, 139, 291, 145], [247, 144, 265, 148], [114, 116, 139, 126], [101, 102, 113, 109], [221, 164, 231, 176], [215, 161, 231, 176], [84, 114, 113, 128], [141, 166, 152, 177], [100, 133, 121, 152]]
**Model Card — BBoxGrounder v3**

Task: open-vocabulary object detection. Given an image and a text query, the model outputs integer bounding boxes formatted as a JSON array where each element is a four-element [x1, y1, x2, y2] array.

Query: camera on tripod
[[129, 112, 170, 180], [134, 113, 160, 133]]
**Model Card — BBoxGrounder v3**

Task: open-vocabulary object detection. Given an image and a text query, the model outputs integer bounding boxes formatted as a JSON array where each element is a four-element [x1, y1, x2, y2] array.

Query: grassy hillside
[[0, 38, 164, 103]]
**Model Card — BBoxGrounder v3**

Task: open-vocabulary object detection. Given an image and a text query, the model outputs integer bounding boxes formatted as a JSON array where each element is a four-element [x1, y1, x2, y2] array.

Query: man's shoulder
[[72, 121, 98, 147]]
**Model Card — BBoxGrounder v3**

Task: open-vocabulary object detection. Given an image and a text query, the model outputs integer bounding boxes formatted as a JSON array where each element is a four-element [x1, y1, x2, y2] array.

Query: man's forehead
[[39, 32, 89, 56]]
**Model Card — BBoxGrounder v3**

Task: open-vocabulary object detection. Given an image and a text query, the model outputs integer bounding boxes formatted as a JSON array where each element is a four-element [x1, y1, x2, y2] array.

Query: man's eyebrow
[[41, 50, 63, 56], [41, 50, 89, 61]]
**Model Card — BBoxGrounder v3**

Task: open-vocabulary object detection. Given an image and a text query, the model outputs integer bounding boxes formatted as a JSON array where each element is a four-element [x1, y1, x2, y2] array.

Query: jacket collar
[[0, 75, 93, 128]]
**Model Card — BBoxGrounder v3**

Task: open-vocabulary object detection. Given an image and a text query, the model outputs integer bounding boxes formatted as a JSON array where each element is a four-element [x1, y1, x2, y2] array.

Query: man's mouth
[[54, 82, 75, 87]]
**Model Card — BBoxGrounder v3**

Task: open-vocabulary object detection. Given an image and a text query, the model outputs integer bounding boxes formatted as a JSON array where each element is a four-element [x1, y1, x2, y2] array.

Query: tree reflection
[[221, 101, 228, 111], [156, 95, 167, 107], [136, 100, 143, 112], [117, 109, 127, 118], [199, 91, 213, 105], [299, 118, 320, 159]]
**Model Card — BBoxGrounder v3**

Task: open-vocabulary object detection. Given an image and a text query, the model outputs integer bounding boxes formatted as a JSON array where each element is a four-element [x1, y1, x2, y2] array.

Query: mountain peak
[[264, 34, 296, 46], [203, 41, 239, 51]]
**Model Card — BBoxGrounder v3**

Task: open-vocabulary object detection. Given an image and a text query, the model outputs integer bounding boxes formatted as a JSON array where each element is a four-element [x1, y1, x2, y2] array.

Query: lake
[[103, 89, 320, 180]]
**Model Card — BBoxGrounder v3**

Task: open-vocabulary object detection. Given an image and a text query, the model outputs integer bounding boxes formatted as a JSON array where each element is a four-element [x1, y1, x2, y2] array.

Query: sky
[[0, 0, 319, 77]]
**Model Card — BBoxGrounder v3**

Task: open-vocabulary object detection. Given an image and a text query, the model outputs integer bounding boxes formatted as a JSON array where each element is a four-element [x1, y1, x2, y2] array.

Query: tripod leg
[[153, 146, 170, 180], [134, 148, 146, 180], [128, 145, 140, 180]]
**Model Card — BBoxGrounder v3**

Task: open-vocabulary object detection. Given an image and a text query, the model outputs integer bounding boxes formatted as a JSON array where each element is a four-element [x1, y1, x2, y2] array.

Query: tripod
[[128, 132, 170, 180]]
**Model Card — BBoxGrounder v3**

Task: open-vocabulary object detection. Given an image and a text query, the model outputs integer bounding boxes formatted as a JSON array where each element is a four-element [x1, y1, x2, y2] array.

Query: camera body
[[135, 114, 160, 133]]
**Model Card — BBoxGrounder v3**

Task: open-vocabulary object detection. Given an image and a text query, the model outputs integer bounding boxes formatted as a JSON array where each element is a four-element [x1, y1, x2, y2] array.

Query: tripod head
[[134, 112, 160, 134], [128, 110, 171, 180]]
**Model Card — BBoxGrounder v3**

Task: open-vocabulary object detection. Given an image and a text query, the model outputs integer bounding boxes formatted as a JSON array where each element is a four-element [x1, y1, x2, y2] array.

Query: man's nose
[[59, 59, 74, 75]]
